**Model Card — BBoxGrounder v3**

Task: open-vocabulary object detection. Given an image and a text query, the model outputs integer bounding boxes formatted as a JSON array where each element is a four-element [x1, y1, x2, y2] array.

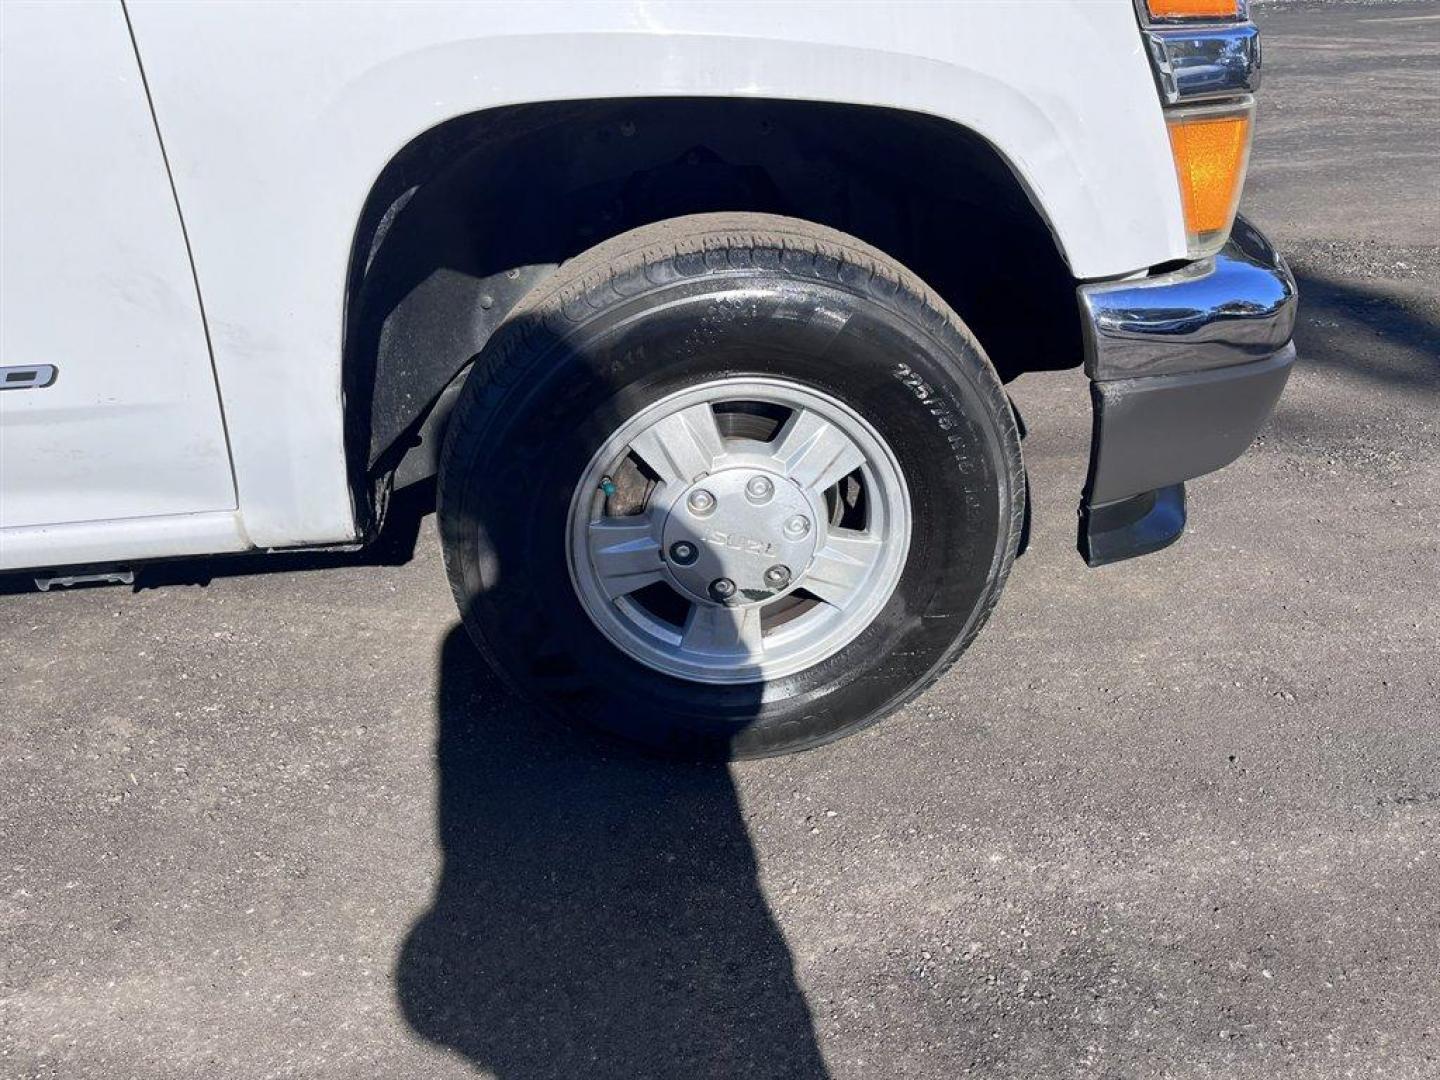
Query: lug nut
[[764, 565, 792, 589], [686, 489, 716, 516], [782, 514, 811, 539], [745, 475, 775, 503], [669, 541, 698, 566], [709, 577, 737, 602]]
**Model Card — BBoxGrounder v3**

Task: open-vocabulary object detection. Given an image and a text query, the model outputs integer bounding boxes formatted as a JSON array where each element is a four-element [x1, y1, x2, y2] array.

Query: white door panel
[[0, 1, 235, 535]]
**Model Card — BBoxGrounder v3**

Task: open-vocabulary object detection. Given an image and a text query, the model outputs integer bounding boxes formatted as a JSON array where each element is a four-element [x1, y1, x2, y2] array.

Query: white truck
[[0, 0, 1295, 757]]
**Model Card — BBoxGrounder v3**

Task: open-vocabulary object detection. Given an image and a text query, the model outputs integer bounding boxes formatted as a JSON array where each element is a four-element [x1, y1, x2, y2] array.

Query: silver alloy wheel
[[566, 377, 911, 684]]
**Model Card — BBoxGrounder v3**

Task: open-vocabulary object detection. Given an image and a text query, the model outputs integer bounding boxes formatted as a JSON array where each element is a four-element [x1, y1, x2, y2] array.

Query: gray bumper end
[[1076, 218, 1298, 566]]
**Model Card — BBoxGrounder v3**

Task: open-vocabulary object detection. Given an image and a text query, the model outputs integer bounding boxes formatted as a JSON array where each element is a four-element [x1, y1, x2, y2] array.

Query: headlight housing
[[1142, 0, 1245, 22], [1135, 0, 1260, 258]]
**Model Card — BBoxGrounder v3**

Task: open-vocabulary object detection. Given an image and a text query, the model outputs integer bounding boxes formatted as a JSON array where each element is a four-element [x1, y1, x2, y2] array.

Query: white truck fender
[[126, 1, 1185, 550]]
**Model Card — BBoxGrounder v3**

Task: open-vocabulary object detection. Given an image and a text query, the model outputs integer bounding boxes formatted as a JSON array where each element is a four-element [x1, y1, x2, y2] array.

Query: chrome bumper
[[1080, 217, 1297, 382], [1075, 218, 1298, 566]]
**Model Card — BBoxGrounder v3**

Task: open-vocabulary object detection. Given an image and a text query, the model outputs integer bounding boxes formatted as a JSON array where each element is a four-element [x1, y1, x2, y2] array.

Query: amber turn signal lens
[[1166, 103, 1253, 256], [1145, 0, 1242, 19]]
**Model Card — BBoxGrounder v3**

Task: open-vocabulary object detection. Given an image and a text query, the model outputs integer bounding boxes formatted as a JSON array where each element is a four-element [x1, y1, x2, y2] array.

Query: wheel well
[[343, 97, 1080, 528]]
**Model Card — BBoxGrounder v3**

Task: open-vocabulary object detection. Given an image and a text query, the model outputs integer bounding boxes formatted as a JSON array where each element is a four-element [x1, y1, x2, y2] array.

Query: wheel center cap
[[662, 468, 820, 605]]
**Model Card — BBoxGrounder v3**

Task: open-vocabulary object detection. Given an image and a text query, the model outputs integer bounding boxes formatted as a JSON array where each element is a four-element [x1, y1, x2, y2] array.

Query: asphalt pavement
[[3, 2, 1437, 1077]]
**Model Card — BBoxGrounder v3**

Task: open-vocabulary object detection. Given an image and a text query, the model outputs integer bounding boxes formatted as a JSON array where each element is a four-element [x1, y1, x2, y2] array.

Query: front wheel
[[438, 213, 1023, 759]]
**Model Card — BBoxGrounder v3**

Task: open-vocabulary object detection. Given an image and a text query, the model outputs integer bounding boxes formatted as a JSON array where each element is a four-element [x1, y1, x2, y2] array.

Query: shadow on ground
[[1290, 268, 1440, 395], [393, 626, 829, 1078], [2, 302, 835, 1076]]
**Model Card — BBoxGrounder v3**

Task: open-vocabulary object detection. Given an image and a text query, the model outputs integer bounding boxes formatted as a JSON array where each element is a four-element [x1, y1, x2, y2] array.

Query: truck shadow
[[393, 624, 830, 1079], [1290, 269, 1440, 395]]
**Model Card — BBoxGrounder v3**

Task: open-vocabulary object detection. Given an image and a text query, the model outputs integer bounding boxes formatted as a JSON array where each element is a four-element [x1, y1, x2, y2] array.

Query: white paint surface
[[3, 1, 1185, 569], [0, 1, 237, 553]]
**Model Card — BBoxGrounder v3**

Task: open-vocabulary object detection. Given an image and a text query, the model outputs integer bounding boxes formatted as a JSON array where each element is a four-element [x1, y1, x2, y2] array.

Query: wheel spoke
[[588, 517, 665, 599], [771, 407, 866, 495], [680, 602, 765, 658], [628, 403, 726, 488], [804, 530, 884, 609]]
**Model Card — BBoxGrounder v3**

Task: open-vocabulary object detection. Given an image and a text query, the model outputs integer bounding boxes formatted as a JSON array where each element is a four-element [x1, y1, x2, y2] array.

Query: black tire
[[438, 213, 1024, 759]]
